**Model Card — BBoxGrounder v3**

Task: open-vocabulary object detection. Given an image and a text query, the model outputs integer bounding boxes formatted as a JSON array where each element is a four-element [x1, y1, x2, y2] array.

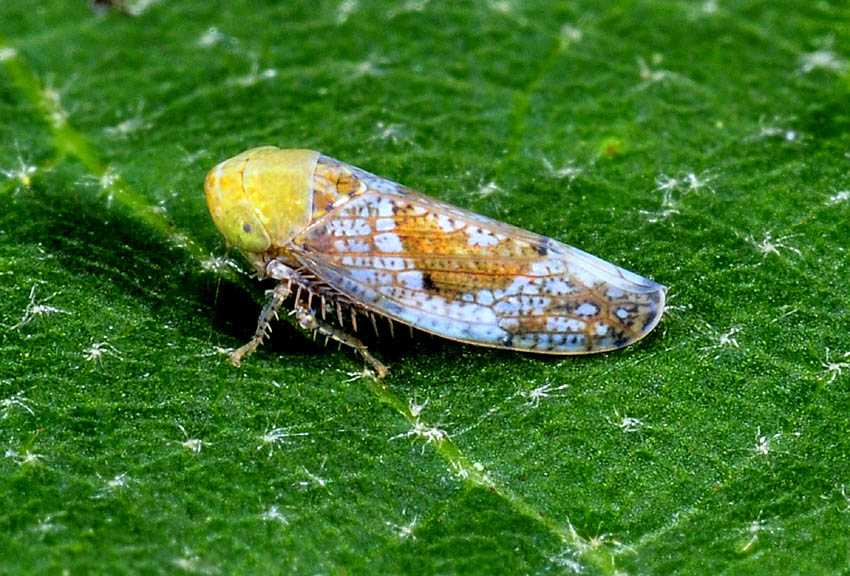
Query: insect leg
[[294, 305, 388, 379], [230, 281, 292, 366]]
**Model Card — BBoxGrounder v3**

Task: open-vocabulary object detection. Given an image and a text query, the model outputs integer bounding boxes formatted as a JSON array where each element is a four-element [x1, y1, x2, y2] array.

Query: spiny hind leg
[[294, 305, 388, 379], [230, 281, 291, 366]]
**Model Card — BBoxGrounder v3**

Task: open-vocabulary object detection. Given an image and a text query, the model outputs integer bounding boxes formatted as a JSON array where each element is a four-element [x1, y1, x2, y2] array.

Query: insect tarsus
[[229, 271, 388, 379], [294, 306, 388, 379], [230, 281, 292, 367]]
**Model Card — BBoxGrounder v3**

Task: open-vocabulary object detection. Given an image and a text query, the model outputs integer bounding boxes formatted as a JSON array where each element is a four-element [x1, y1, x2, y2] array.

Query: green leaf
[[2, 1, 850, 574]]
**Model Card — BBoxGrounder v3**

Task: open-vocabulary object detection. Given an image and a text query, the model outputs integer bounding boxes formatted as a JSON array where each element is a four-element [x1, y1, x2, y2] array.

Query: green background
[[2, 1, 849, 574]]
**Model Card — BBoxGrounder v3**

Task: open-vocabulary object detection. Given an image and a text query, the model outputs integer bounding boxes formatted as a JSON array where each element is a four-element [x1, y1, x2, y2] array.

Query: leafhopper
[[205, 148, 665, 377]]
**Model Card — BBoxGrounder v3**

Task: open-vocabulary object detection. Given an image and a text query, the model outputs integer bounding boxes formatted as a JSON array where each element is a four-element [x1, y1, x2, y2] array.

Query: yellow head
[[204, 147, 320, 260]]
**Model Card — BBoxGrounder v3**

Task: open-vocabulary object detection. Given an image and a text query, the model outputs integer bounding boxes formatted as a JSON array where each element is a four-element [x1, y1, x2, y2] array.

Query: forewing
[[290, 173, 665, 354]]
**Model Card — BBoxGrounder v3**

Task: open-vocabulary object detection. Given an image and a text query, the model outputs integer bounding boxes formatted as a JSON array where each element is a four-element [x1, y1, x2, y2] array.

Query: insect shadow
[[6, 181, 265, 348]]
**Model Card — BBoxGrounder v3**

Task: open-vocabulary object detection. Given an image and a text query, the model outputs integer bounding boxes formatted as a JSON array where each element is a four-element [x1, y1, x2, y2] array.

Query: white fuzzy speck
[[827, 191, 850, 205], [799, 49, 846, 74], [198, 27, 223, 47], [0, 47, 18, 62], [10, 285, 71, 330], [261, 505, 289, 524], [337, 0, 357, 23]]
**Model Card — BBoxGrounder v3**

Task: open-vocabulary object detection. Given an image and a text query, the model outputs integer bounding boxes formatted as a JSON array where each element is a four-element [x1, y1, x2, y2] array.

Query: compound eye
[[220, 203, 271, 252]]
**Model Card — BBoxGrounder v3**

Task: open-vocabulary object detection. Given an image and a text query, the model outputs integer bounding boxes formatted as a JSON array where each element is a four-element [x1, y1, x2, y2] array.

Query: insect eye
[[216, 204, 271, 253]]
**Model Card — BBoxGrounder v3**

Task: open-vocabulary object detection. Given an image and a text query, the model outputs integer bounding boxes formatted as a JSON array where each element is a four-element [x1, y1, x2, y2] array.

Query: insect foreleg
[[230, 281, 292, 366], [294, 305, 389, 379]]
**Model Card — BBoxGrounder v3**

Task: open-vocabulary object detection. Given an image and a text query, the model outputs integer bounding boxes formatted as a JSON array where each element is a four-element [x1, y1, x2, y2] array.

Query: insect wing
[[291, 169, 665, 354]]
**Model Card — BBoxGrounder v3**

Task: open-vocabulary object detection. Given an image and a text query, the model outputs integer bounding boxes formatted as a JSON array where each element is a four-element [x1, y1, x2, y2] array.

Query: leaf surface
[[1, 1, 849, 574]]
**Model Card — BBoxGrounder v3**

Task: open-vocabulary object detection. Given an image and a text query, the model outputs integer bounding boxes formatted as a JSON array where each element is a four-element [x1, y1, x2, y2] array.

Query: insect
[[205, 147, 666, 378]]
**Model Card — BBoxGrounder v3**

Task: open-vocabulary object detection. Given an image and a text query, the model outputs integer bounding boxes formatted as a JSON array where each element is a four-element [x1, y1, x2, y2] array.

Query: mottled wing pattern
[[291, 166, 665, 354]]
